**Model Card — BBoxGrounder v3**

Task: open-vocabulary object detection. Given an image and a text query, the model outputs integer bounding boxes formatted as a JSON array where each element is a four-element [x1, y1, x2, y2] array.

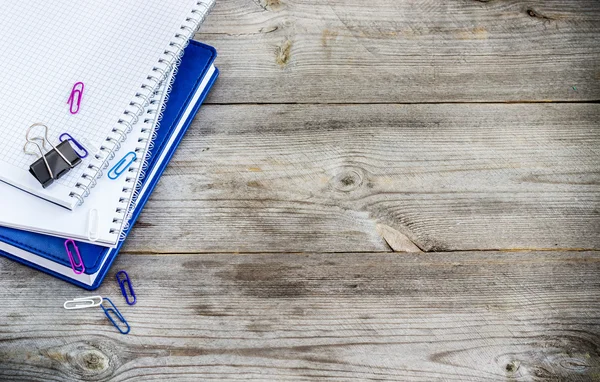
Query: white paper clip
[[87, 208, 100, 242], [78, 137, 101, 157], [64, 296, 103, 310]]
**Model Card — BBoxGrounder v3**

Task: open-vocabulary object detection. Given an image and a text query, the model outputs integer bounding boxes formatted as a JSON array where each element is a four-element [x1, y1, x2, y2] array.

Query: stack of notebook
[[0, 1, 218, 289]]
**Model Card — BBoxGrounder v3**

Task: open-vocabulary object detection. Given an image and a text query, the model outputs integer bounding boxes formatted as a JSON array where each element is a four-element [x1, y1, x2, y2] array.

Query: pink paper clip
[[65, 239, 85, 274], [67, 82, 85, 114]]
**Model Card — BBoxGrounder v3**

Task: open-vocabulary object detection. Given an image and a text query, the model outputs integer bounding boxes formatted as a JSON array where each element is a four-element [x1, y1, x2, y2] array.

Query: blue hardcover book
[[0, 41, 218, 290]]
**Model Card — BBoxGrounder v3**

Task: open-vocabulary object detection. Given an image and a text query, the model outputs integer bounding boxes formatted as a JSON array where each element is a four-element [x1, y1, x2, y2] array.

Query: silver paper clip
[[64, 296, 103, 310], [87, 209, 100, 242]]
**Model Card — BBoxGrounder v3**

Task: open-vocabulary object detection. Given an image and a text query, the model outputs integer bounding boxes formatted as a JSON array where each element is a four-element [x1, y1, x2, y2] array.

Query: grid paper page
[[0, 0, 205, 208], [0, 76, 170, 247]]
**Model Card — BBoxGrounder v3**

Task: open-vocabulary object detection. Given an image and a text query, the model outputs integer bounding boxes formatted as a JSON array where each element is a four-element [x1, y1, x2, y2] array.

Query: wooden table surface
[[2, 1, 599, 381]]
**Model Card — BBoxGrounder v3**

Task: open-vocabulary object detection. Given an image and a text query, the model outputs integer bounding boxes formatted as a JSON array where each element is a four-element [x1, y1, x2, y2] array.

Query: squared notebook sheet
[[0, 41, 219, 288], [0, 78, 170, 247], [0, 0, 215, 209]]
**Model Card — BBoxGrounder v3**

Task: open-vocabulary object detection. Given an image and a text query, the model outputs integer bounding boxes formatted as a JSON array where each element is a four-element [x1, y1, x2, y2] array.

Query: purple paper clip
[[108, 151, 136, 180], [59, 133, 88, 158], [116, 270, 136, 305], [65, 239, 85, 274], [67, 82, 85, 114]]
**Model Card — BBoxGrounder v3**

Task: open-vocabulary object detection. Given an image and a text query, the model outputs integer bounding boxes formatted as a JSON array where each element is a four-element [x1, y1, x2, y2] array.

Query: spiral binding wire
[[67, 0, 214, 239], [114, 82, 171, 239]]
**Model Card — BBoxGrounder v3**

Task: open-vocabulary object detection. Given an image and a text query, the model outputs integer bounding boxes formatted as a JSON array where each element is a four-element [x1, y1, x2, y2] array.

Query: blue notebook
[[0, 41, 218, 290]]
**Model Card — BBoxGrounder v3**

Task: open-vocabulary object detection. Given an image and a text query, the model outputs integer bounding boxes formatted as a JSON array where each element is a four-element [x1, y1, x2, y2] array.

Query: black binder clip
[[24, 123, 82, 188]]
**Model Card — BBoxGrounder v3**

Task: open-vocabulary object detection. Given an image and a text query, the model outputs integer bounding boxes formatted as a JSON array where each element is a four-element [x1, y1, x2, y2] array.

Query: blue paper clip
[[108, 151, 136, 180], [59, 133, 88, 158], [116, 270, 136, 305], [100, 298, 130, 334]]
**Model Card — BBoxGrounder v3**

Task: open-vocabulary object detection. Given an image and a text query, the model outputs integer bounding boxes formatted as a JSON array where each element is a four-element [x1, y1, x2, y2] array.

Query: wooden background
[[1, 0, 599, 380]]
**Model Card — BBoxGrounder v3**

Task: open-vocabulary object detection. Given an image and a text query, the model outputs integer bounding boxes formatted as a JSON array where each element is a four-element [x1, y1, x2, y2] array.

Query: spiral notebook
[[0, 41, 218, 289], [0, 77, 171, 246], [0, 0, 215, 210]]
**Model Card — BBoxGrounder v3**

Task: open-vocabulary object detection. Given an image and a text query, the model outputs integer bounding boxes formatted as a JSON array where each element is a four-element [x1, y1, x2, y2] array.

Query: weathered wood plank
[[1, 251, 599, 381], [197, 0, 600, 103], [123, 103, 600, 253]]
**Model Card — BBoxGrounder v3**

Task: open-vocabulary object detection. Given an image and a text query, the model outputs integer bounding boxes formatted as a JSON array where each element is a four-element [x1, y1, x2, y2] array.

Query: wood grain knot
[[558, 357, 591, 372], [505, 360, 521, 373], [255, 0, 281, 12], [71, 348, 111, 375], [275, 40, 292, 67], [332, 168, 363, 192], [498, 334, 600, 379], [45, 342, 114, 379], [526, 7, 554, 20]]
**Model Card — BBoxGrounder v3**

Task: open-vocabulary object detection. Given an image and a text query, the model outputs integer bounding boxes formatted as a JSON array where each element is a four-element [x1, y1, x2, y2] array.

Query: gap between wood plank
[[203, 100, 600, 105], [120, 248, 600, 256]]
